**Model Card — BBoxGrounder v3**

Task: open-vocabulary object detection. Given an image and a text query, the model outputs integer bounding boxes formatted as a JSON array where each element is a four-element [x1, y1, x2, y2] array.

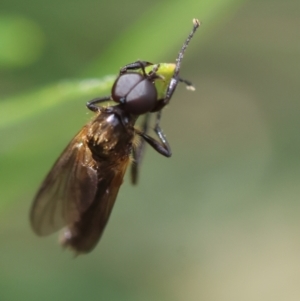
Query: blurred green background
[[1, 0, 300, 300]]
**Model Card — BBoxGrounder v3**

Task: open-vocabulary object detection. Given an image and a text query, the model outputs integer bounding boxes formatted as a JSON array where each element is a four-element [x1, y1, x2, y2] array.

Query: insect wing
[[64, 158, 129, 253], [30, 126, 98, 236]]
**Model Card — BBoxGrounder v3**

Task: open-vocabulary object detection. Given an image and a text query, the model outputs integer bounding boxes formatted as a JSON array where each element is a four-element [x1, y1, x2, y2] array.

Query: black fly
[[30, 19, 200, 254]]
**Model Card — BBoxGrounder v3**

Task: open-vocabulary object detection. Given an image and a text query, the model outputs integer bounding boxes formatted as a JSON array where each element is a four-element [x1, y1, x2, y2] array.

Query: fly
[[30, 19, 200, 254]]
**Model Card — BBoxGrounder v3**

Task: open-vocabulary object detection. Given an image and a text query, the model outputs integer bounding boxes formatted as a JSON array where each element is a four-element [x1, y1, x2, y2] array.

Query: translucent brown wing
[[61, 158, 129, 253], [30, 126, 98, 236]]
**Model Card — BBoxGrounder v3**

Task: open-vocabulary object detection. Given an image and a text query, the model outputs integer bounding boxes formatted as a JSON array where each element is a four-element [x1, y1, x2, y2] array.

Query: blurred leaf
[[0, 76, 115, 130], [0, 14, 45, 68], [83, 0, 245, 77]]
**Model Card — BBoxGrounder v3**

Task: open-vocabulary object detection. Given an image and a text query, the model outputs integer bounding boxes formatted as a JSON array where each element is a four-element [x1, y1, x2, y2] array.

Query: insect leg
[[178, 77, 195, 90], [150, 76, 195, 112], [131, 113, 150, 184], [120, 61, 153, 76], [158, 19, 200, 108], [153, 110, 172, 157], [136, 110, 172, 158], [86, 96, 112, 112]]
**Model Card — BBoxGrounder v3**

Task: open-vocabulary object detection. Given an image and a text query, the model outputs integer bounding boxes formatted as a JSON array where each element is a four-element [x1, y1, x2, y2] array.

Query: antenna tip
[[193, 18, 201, 27]]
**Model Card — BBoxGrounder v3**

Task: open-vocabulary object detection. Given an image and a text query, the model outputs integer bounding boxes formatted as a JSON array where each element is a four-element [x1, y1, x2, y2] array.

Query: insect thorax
[[86, 110, 135, 159]]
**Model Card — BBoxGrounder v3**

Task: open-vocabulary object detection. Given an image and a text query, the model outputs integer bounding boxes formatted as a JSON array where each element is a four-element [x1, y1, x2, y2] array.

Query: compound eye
[[112, 73, 143, 101], [124, 80, 157, 115]]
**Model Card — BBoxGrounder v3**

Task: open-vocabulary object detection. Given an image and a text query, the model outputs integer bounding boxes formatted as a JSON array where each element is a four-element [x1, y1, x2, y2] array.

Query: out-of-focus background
[[1, 0, 300, 300]]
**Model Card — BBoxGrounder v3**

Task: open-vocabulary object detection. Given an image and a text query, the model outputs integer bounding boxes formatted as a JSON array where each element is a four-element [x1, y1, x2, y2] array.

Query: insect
[[30, 19, 200, 254]]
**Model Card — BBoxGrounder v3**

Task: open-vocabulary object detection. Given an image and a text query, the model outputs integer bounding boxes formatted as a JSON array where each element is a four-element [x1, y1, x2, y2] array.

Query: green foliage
[[0, 15, 45, 68]]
